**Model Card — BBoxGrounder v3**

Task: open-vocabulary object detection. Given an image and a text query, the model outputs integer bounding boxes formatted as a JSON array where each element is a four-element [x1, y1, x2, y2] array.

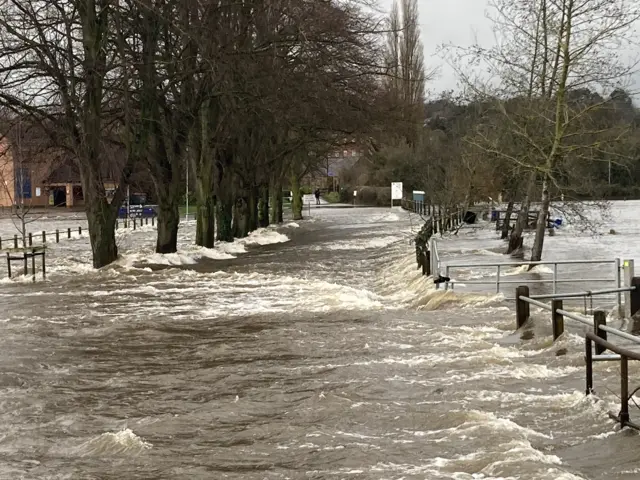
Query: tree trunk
[[156, 196, 180, 253], [216, 198, 234, 242], [290, 172, 303, 221], [233, 196, 250, 238], [507, 173, 536, 254], [196, 194, 215, 248], [258, 185, 269, 228], [85, 197, 118, 268], [501, 201, 514, 240], [248, 187, 259, 232], [530, 182, 550, 263], [270, 178, 283, 224]]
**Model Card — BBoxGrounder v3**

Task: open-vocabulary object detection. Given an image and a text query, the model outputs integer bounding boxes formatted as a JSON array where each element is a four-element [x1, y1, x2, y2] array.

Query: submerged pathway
[[0, 205, 639, 479]]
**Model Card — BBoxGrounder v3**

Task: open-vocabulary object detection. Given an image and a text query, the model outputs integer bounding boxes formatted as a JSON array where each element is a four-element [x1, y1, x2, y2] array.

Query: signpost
[[391, 182, 403, 208]]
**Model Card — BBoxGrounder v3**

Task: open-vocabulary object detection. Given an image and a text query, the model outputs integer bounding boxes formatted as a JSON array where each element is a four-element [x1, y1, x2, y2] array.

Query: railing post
[[31, 249, 35, 282], [42, 230, 46, 244], [152, 215, 155, 227], [552, 299, 564, 340], [620, 356, 629, 426], [444, 265, 450, 291], [78, 226, 82, 236], [615, 258, 622, 316], [68, 228, 71, 239], [134, 218, 137, 230], [13, 234, 17, 249], [42, 251, 46, 279], [594, 310, 607, 355], [56, 229, 59, 243], [585, 336, 593, 395], [515, 285, 530, 329], [6, 251, 11, 278], [553, 263, 558, 295], [624, 259, 635, 318], [496, 265, 501, 294], [28, 233, 32, 246]]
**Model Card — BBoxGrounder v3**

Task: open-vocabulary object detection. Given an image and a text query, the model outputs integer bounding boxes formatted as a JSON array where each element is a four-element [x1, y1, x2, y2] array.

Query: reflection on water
[[0, 205, 639, 479]]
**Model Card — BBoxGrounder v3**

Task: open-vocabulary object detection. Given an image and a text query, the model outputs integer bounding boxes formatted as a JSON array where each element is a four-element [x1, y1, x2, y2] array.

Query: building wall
[[0, 138, 15, 208]]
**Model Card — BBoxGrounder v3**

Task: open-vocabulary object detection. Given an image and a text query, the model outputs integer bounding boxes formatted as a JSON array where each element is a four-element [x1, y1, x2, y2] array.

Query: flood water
[[1, 203, 640, 479]]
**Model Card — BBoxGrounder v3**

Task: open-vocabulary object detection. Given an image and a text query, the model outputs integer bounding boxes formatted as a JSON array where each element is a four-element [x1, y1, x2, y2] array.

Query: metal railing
[[515, 283, 640, 429], [443, 258, 623, 309]]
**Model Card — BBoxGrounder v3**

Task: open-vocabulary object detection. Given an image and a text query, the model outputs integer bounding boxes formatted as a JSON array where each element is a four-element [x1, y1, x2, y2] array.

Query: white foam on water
[[240, 227, 290, 246], [71, 428, 151, 456], [312, 235, 401, 251]]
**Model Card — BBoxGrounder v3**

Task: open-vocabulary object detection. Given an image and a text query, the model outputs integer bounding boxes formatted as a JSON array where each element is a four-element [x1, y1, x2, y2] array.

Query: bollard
[[42, 231, 46, 244], [14, 234, 17, 249], [593, 310, 607, 355], [68, 227, 71, 239], [551, 299, 564, 341], [28, 233, 32, 246], [56, 229, 59, 243], [515, 285, 530, 329]]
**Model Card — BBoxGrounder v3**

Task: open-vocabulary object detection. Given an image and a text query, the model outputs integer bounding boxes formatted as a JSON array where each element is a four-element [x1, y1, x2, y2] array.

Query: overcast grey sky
[[380, 0, 494, 98], [379, 0, 640, 100]]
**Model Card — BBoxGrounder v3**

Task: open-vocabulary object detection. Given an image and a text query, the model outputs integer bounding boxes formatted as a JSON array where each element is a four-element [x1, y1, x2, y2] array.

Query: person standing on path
[[314, 189, 321, 205]]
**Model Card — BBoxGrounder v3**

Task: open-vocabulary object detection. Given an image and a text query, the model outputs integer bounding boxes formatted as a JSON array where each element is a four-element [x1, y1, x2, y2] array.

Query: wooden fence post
[[13, 235, 17, 249], [28, 233, 32, 246], [515, 285, 530, 328], [551, 299, 564, 340], [594, 310, 607, 355], [42, 231, 46, 243]]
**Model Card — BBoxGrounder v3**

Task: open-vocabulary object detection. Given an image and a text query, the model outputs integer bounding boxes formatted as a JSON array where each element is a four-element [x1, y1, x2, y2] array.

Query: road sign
[[391, 182, 403, 200]]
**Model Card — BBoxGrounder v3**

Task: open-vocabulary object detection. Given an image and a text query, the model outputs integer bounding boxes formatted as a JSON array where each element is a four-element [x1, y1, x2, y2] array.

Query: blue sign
[[15, 168, 31, 199]]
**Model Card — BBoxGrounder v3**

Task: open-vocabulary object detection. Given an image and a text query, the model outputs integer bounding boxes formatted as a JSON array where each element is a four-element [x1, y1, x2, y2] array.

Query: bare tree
[[0, 0, 136, 268]]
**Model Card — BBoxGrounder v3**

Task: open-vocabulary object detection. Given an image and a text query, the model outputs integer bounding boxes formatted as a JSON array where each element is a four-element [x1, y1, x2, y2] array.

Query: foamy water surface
[[0, 203, 639, 479]]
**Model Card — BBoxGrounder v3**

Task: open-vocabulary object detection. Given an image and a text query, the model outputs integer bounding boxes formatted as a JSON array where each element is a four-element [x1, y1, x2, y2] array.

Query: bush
[[301, 186, 313, 195], [324, 191, 340, 203]]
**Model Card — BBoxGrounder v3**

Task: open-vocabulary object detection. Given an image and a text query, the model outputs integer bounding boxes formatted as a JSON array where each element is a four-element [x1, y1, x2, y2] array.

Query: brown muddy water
[[0, 204, 639, 479]]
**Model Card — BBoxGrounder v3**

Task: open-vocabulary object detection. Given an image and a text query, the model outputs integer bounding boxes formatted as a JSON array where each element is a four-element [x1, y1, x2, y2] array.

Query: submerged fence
[[514, 281, 640, 429], [0, 215, 157, 250]]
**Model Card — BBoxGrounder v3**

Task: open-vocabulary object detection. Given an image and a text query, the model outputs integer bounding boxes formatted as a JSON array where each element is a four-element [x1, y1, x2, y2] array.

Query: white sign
[[353, 190, 357, 196], [391, 182, 403, 200], [35, 187, 41, 197]]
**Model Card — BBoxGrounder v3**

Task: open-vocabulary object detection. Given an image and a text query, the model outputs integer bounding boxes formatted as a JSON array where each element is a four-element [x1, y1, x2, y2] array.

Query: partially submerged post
[[594, 310, 607, 355], [515, 285, 530, 328], [551, 299, 564, 340]]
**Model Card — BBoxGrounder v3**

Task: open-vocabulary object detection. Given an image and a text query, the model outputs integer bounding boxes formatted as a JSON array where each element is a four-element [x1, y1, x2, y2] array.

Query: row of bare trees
[[0, 0, 392, 267]]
